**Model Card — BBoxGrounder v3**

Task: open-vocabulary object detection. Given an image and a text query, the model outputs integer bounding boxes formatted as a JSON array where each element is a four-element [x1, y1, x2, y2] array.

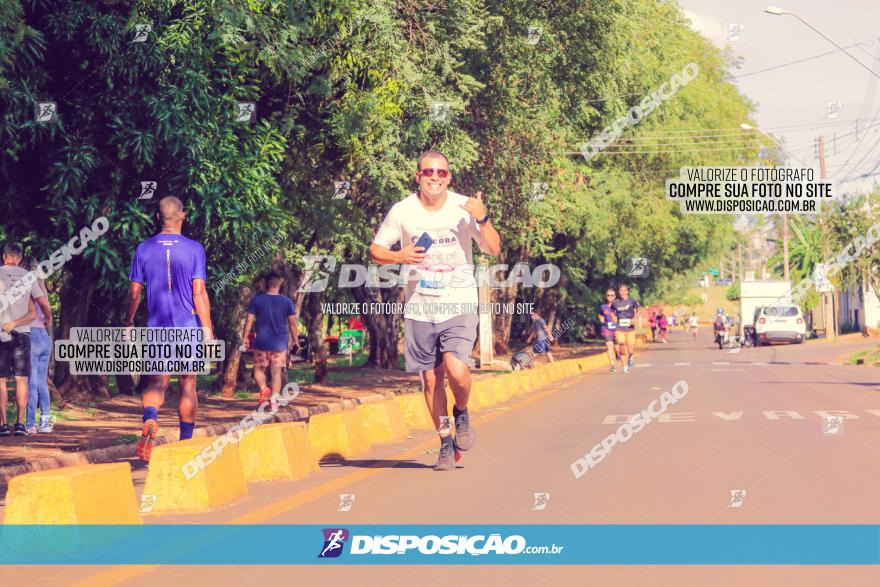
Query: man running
[[648, 309, 657, 343], [527, 309, 554, 363], [126, 196, 214, 461], [689, 314, 699, 340], [0, 243, 40, 436], [611, 283, 640, 374], [369, 150, 501, 470], [240, 272, 299, 408], [599, 288, 618, 373]]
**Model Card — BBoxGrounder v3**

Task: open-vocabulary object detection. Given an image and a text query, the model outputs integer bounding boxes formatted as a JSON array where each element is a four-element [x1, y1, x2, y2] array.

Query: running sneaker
[[137, 419, 159, 462], [609, 365, 617, 374], [438, 415, 452, 438], [627, 356, 634, 369], [434, 435, 456, 471], [13, 423, 27, 436], [453, 407, 475, 451], [0, 424, 9, 437], [25, 426, 37, 434], [623, 365, 630, 374]]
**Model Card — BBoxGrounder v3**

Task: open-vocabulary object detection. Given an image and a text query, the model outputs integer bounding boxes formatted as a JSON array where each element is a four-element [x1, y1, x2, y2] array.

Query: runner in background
[[599, 289, 618, 373], [240, 272, 299, 409], [611, 284, 641, 374], [689, 314, 699, 341], [648, 308, 657, 343], [126, 196, 214, 461], [657, 309, 668, 343]]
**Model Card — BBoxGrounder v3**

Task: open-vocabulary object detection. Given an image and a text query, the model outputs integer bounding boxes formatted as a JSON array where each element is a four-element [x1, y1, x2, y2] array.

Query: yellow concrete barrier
[[4, 462, 141, 524], [533, 367, 552, 387], [308, 409, 371, 460], [358, 400, 409, 444], [514, 372, 533, 395], [473, 380, 497, 408], [238, 422, 319, 482], [491, 377, 514, 403], [142, 437, 248, 514], [396, 393, 434, 430]]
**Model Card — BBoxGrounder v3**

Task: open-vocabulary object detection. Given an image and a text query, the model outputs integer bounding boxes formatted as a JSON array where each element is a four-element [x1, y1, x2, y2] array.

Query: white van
[[753, 305, 807, 345]]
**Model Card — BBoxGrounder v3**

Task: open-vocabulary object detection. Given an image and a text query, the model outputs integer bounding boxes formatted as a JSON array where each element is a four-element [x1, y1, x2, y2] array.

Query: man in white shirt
[[0, 243, 41, 436], [370, 150, 501, 470]]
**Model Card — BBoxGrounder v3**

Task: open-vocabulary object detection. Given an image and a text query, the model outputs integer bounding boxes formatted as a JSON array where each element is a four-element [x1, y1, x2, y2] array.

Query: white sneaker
[[25, 426, 37, 434], [38, 416, 54, 433], [623, 365, 630, 374]]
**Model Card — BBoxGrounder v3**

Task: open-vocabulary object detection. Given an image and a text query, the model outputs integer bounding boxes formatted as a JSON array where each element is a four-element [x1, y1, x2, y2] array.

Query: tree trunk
[[115, 373, 136, 396], [217, 284, 253, 398], [302, 291, 329, 383], [490, 247, 528, 354], [351, 284, 403, 369], [53, 264, 110, 400]]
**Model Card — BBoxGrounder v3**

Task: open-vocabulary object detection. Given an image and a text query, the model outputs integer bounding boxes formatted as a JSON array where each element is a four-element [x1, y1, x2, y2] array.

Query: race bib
[[415, 266, 452, 297], [618, 318, 632, 328]]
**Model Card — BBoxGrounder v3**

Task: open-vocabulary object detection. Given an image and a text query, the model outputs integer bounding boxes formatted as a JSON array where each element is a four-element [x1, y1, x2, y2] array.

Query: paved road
[[8, 331, 880, 586]]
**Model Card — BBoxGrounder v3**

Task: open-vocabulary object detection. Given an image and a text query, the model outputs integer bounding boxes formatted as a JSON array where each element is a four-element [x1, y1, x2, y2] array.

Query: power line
[[732, 38, 877, 79]]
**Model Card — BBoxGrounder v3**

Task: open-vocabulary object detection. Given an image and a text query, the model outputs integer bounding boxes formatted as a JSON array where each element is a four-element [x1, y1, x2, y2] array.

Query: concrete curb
[[0, 349, 614, 485], [0, 391, 389, 484]]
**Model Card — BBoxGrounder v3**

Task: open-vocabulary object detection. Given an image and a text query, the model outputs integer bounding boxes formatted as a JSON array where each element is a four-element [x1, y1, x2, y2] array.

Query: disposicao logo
[[318, 528, 349, 558]]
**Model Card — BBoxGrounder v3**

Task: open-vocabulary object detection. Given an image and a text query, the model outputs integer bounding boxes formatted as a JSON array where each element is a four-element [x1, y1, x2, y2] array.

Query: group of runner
[[124, 150, 498, 472], [598, 285, 641, 374]]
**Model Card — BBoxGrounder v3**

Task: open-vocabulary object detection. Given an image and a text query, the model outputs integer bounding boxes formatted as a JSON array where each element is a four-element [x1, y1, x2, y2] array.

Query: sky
[[678, 0, 880, 195]]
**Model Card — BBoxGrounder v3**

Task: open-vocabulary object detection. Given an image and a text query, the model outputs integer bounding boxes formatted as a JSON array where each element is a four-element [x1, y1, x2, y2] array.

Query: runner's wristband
[[476, 214, 489, 225]]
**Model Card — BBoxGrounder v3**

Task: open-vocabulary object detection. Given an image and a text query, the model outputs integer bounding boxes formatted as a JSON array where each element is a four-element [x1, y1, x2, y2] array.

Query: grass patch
[[234, 390, 252, 400], [114, 433, 139, 445], [849, 347, 880, 366]]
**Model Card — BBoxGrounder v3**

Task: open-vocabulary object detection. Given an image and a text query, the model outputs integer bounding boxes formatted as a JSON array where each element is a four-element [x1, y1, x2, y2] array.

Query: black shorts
[[0, 332, 31, 377]]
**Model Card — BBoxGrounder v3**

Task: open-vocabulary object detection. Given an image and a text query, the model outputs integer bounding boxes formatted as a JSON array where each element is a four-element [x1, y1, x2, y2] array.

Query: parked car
[[753, 304, 806, 345]]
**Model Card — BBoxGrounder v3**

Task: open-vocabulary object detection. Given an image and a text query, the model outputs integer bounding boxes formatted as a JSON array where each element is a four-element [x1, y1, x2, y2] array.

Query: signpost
[[338, 329, 364, 365]]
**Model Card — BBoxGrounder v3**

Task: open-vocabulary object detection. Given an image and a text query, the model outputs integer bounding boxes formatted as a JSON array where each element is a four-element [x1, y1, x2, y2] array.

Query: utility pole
[[818, 134, 836, 340], [738, 242, 744, 281], [782, 213, 790, 280]]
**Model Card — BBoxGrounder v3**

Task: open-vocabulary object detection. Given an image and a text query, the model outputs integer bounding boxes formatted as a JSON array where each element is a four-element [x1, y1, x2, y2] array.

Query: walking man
[[240, 272, 299, 408], [369, 150, 501, 470], [0, 243, 40, 436], [126, 197, 215, 461]]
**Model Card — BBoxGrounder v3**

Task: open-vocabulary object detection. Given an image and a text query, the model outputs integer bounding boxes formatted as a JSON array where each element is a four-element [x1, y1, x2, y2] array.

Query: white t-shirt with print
[[372, 191, 486, 323]]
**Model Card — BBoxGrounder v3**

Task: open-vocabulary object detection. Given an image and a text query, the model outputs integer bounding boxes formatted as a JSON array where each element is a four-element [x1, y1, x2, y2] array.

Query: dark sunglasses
[[605, 294, 615, 297], [419, 168, 449, 178]]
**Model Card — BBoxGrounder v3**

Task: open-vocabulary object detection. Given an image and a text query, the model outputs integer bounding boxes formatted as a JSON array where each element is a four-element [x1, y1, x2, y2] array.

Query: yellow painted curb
[[308, 409, 371, 461], [472, 380, 497, 408], [142, 437, 248, 514], [238, 422, 319, 482], [396, 393, 434, 430], [357, 400, 409, 444], [491, 377, 514, 403], [4, 462, 141, 524]]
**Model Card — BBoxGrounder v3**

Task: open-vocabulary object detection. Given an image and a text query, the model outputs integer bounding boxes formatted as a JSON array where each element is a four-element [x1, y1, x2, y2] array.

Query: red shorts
[[253, 349, 287, 368]]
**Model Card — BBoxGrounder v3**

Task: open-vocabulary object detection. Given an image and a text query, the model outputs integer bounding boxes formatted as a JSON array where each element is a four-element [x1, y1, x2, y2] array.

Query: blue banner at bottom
[[0, 525, 878, 564]]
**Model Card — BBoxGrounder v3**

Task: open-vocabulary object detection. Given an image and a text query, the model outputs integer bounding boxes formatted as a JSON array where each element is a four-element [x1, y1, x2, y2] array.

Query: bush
[[726, 281, 741, 301]]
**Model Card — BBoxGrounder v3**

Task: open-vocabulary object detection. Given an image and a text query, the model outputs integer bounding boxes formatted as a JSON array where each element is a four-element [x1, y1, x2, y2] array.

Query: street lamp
[[764, 7, 880, 81]]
